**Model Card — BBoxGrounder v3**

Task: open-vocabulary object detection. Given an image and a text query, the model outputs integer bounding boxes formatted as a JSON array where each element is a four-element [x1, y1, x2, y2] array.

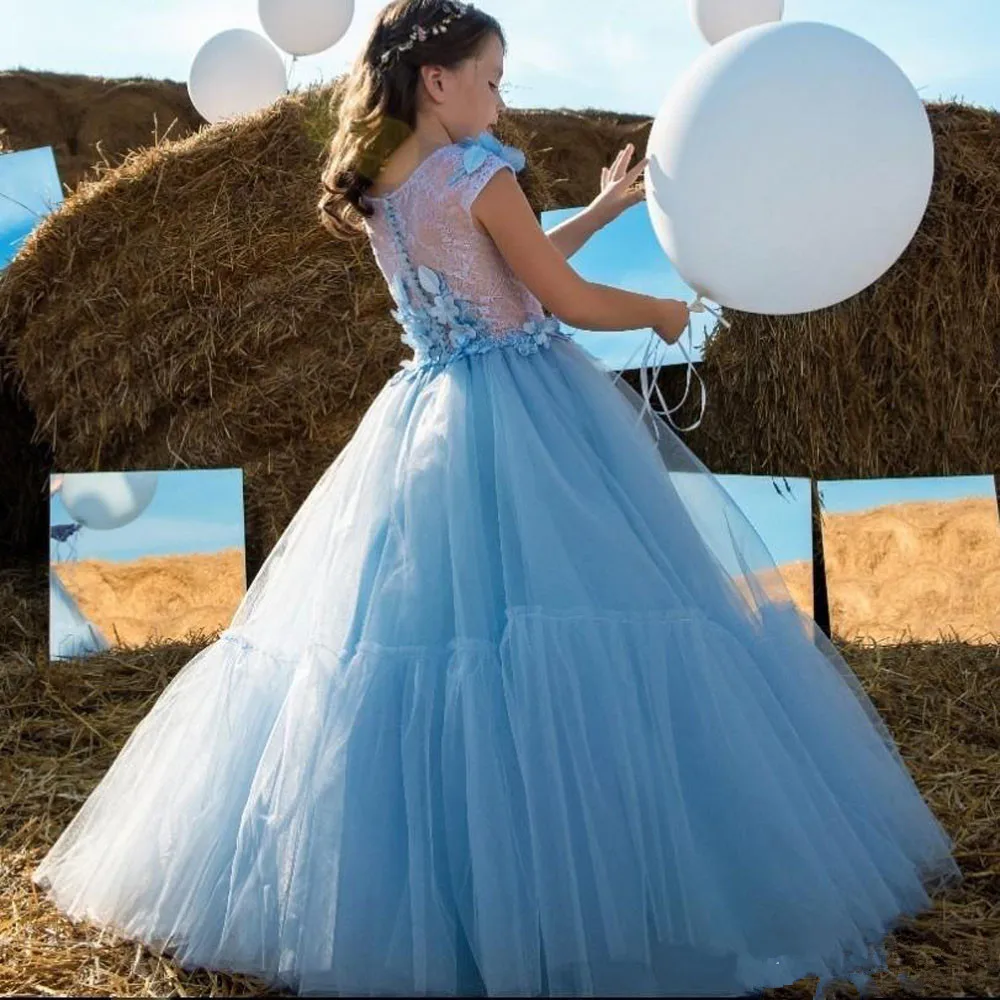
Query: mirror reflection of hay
[[51, 548, 246, 648], [732, 559, 814, 620], [823, 497, 1000, 645]]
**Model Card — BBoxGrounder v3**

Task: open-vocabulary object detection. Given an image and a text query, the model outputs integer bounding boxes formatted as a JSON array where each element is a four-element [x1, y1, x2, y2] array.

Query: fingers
[[606, 143, 630, 179], [609, 143, 648, 183], [627, 156, 649, 181]]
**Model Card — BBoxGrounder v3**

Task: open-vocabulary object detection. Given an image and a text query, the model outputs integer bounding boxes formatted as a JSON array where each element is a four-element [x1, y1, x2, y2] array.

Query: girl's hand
[[592, 142, 649, 222], [652, 299, 690, 346]]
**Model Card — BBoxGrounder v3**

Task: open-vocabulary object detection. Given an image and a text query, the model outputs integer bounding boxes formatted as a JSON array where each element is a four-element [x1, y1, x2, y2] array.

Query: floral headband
[[379, 1, 473, 67]]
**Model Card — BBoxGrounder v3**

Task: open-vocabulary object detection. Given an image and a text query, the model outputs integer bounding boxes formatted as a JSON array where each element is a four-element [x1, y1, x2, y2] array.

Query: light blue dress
[[32, 131, 961, 998], [49, 571, 111, 660]]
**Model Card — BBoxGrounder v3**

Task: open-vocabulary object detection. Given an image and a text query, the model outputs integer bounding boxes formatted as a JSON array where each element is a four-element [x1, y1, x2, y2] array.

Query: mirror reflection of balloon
[[59, 472, 158, 532], [644, 21, 935, 316]]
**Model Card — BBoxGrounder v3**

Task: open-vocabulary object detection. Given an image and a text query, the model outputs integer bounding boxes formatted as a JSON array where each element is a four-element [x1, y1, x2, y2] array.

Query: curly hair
[[318, 0, 506, 240]]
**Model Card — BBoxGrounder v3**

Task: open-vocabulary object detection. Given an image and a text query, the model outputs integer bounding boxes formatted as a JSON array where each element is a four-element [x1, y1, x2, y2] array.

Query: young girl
[[33, 1, 961, 996]]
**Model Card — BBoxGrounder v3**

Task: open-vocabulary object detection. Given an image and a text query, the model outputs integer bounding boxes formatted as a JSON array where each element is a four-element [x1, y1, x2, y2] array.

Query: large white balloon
[[645, 21, 934, 315], [689, 0, 784, 45], [60, 472, 158, 531], [259, 0, 354, 57], [188, 29, 288, 124]]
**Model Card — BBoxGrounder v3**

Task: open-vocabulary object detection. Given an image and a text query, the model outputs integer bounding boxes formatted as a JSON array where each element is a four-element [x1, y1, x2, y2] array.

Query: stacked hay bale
[[656, 101, 1000, 482], [0, 83, 997, 580], [0, 69, 202, 189], [0, 82, 556, 577]]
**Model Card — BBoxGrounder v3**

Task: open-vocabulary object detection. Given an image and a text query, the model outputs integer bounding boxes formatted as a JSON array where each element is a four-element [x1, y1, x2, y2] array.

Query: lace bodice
[[362, 132, 570, 382]]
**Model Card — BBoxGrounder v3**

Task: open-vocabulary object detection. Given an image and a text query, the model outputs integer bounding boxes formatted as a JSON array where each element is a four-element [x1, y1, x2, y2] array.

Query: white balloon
[[689, 0, 784, 45], [259, 0, 354, 57], [60, 472, 158, 531], [644, 21, 934, 315], [188, 29, 288, 124]]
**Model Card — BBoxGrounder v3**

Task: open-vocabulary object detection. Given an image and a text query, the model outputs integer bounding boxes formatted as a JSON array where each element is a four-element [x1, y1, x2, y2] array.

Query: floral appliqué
[[446, 130, 527, 187], [387, 262, 564, 384]]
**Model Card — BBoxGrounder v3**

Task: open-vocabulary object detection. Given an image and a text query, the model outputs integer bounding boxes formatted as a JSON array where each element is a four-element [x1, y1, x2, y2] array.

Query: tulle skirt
[[32, 332, 961, 997]]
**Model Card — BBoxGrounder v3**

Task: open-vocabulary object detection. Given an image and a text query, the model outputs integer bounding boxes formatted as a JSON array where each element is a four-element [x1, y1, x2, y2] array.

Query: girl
[[33, 1, 961, 997]]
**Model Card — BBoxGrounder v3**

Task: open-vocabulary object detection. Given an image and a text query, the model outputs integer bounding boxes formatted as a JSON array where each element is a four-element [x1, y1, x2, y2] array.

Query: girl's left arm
[[543, 142, 648, 260], [544, 202, 615, 260]]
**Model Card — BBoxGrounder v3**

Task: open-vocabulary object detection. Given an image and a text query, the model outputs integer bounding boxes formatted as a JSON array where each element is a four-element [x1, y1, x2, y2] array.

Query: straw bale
[[2, 559, 997, 996], [0, 69, 201, 189], [0, 82, 553, 574], [0, 84, 997, 576], [636, 102, 1000, 482]]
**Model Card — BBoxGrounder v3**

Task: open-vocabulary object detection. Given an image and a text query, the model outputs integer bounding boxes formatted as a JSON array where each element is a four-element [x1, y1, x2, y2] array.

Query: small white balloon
[[60, 472, 158, 531], [188, 29, 288, 124], [689, 0, 784, 45], [259, 0, 354, 57], [644, 21, 934, 315]]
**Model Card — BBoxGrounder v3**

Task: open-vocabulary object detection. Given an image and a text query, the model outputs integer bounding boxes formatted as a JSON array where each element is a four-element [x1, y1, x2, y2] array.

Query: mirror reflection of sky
[[50, 468, 246, 564], [819, 474, 998, 514], [541, 202, 716, 371], [716, 474, 812, 566], [0, 146, 62, 268]]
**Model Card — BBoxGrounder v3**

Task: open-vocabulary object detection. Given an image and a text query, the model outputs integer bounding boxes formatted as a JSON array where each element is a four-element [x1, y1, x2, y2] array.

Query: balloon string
[[609, 294, 729, 440], [286, 53, 299, 91]]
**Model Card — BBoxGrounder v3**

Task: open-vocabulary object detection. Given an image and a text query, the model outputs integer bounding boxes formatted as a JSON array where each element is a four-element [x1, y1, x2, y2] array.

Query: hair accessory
[[379, 1, 472, 66]]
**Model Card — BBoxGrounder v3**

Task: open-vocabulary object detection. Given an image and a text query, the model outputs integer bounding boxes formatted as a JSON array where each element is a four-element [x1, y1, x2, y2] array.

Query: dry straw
[[0, 83, 553, 578], [2, 561, 997, 995], [0, 79, 997, 996], [0, 94, 997, 578]]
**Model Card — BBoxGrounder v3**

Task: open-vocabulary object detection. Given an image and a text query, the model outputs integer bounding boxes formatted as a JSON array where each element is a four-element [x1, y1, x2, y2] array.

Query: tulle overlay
[[33, 334, 960, 997]]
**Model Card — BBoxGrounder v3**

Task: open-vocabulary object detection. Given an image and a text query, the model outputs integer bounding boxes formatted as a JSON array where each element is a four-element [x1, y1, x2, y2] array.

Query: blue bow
[[456, 130, 526, 175]]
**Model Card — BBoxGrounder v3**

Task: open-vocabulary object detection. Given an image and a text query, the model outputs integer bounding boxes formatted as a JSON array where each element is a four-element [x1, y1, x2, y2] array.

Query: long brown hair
[[318, 0, 505, 240]]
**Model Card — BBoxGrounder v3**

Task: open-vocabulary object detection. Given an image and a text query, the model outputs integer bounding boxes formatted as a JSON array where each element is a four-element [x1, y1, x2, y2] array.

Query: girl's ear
[[420, 64, 445, 100]]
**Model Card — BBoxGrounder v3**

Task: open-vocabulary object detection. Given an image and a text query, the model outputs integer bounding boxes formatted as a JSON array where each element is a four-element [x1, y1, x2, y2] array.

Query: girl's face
[[469, 32, 506, 133], [421, 31, 506, 139]]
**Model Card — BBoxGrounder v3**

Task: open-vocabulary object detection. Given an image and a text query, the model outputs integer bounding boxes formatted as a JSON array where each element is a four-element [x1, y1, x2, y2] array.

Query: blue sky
[[717, 474, 811, 565], [0, 146, 61, 266], [819, 474, 998, 515], [541, 203, 715, 369], [2, 0, 998, 113], [49, 469, 246, 563]]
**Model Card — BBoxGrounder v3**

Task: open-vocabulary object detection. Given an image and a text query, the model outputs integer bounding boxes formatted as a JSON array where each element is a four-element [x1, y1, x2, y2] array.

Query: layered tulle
[[33, 333, 961, 997]]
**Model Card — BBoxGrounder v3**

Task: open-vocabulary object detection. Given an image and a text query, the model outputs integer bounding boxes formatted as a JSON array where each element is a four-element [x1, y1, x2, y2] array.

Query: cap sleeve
[[450, 149, 516, 214]]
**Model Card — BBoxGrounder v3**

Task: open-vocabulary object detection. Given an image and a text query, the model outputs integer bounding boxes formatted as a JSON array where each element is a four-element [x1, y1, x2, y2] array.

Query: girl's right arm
[[473, 169, 689, 343]]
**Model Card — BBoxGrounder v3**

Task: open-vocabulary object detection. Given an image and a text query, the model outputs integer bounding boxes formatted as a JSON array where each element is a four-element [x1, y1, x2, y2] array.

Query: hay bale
[[0, 69, 201, 189], [0, 70, 203, 560], [0, 82, 556, 576], [2, 558, 997, 996], [2, 84, 997, 573], [637, 101, 1000, 481]]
